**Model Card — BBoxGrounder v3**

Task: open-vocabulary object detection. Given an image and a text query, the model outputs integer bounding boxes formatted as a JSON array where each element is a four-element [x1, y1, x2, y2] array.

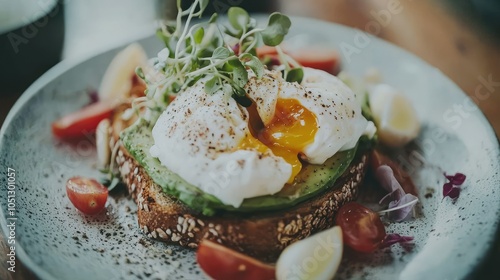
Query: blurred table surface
[[1, 0, 499, 279]]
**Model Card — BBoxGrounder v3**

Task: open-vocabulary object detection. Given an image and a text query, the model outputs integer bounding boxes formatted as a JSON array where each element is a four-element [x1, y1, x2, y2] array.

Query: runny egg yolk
[[239, 98, 318, 183]]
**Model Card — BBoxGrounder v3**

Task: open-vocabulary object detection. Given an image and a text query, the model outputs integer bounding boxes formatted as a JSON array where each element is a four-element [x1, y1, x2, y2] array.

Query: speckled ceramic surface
[[1, 17, 499, 280]]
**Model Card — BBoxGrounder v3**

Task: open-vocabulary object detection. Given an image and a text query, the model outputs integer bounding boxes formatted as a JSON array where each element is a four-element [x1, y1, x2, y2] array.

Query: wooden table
[[280, 0, 500, 137], [1, 0, 499, 279]]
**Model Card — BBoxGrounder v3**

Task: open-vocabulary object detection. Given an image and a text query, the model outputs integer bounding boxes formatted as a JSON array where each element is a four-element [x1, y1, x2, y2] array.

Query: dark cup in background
[[179, 0, 276, 18], [0, 1, 64, 95]]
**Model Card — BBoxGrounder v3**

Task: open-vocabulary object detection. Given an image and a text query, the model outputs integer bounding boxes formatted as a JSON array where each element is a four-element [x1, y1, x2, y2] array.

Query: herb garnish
[[137, 0, 302, 111], [442, 172, 466, 201]]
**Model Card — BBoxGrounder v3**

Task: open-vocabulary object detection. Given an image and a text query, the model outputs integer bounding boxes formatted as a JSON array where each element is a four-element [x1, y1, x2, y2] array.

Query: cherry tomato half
[[66, 176, 108, 215], [52, 101, 114, 139], [197, 240, 275, 280], [335, 202, 386, 253]]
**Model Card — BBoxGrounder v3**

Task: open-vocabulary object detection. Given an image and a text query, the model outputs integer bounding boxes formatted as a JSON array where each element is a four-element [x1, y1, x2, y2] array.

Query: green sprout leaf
[[172, 82, 182, 93], [241, 53, 265, 78], [186, 75, 202, 87], [212, 46, 231, 60], [209, 13, 218, 24], [164, 23, 176, 35], [194, 27, 205, 44], [261, 12, 291, 46], [185, 37, 193, 52], [286, 68, 304, 83], [135, 67, 145, 80], [232, 83, 247, 97], [228, 7, 250, 32], [240, 38, 259, 56], [222, 83, 233, 96], [228, 59, 248, 87], [205, 76, 220, 95], [145, 1, 298, 112]]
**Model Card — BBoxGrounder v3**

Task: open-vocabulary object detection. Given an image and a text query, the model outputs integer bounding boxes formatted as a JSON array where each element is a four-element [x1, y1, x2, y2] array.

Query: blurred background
[[0, 0, 499, 279], [1, 0, 499, 135]]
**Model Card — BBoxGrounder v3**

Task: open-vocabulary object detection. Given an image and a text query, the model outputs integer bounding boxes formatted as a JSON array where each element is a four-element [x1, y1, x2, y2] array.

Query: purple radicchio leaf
[[387, 193, 419, 222], [442, 172, 465, 200], [448, 187, 460, 199], [376, 165, 419, 222], [442, 182, 460, 200], [444, 172, 466, 185], [443, 182, 453, 197], [381, 233, 414, 248], [443, 183, 460, 200], [376, 165, 406, 204]]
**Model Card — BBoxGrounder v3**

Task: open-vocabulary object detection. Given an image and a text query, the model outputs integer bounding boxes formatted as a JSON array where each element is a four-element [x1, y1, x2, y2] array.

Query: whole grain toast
[[110, 104, 369, 262]]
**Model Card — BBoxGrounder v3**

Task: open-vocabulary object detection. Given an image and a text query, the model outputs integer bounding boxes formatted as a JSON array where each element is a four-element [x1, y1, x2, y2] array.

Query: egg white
[[246, 67, 368, 164], [150, 78, 291, 208], [150, 68, 368, 207]]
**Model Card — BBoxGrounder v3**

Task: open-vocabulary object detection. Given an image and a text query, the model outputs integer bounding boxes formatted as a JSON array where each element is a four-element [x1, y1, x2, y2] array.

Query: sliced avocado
[[121, 119, 360, 216]]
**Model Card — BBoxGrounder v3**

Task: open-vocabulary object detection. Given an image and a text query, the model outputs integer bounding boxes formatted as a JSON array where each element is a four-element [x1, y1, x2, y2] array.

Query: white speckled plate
[[1, 16, 499, 280]]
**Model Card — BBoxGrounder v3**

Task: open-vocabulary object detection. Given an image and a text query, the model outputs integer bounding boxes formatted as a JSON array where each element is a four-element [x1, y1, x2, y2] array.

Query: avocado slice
[[121, 119, 360, 216]]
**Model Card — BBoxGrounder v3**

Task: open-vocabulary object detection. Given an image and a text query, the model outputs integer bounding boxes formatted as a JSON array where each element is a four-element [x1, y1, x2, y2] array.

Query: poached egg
[[150, 67, 368, 207]]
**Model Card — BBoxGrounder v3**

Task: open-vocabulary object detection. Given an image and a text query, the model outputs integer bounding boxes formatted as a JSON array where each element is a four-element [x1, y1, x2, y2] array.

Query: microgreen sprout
[[136, 0, 300, 112], [99, 139, 124, 191]]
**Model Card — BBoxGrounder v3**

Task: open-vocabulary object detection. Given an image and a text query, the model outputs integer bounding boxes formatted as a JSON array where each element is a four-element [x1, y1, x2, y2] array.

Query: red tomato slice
[[288, 48, 340, 75], [66, 176, 108, 215], [197, 240, 276, 280], [52, 101, 114, 139], [256, 45, 278, 57], [336, 202, 386, 253], [256, 46, 341, 75]]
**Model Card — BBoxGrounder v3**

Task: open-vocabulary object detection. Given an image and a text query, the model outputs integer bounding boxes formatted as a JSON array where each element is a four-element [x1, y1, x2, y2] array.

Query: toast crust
[[115, 139, 368, 261]]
